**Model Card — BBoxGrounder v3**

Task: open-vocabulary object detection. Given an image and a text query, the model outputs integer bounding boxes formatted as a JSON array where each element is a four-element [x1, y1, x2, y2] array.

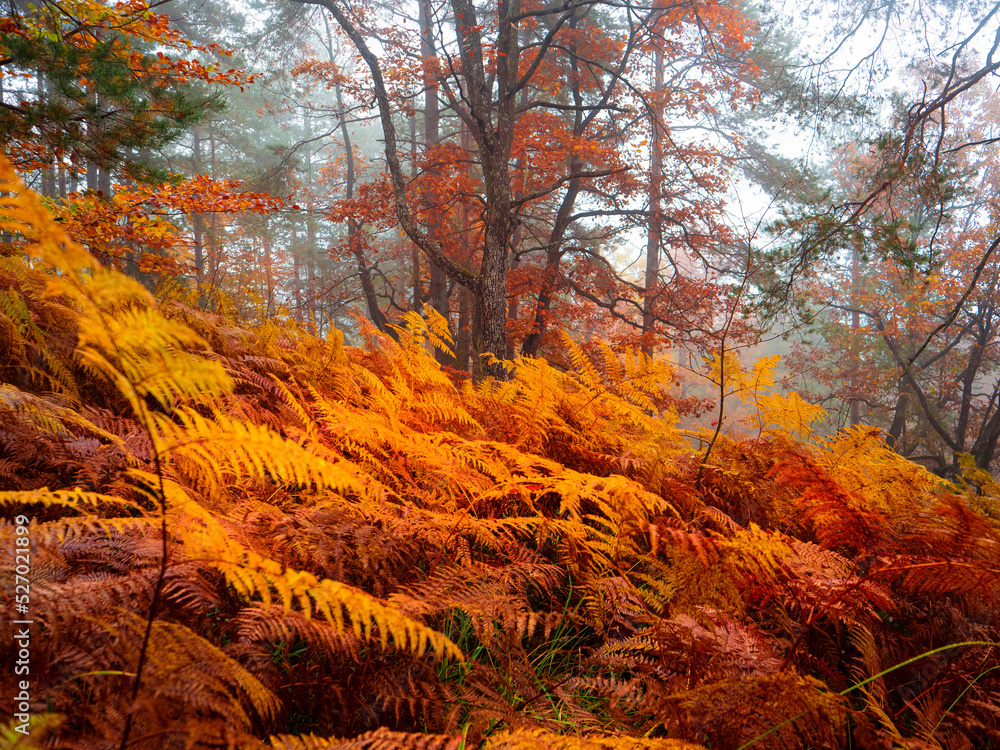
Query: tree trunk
[[207, 129, 220, 293], [191, 127, 206, 276], [457, 287, 472, 370], [519, 160, 582, 358], [38, 74, 56, 197], [97, 164, 112, 196], [408, 107, 422, 309], [421, 0, 452, 361], [642, 48, 664, 354], [970, 394, 1000, 470], [849, 248, 861, 425], [506, 221, 521, 360], [302, 0, 516, 378], [262, 221, 275, 317], [325, 15, 394, 338], [886, 388, 908, 450]]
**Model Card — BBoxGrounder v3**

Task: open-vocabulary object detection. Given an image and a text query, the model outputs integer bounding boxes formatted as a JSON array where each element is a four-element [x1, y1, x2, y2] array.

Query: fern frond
[[0, 283, 79, 400], [232, 603, 361, 662], [768, 449, 890, 554], [270, 375, 321, 443], [12, 565, 214, 638], [145, 474, 462, 660], [818, 426, 940, 521], [0, 515, 155, 546], [389, 561, 566, 647], [560, 331, 603, 392], [99, 610, 281, 727], [270, 727, 462, 750], [657, 673, 848, 749], [0, 487, 135, 512], [0, 385, 123, 447], [152, 409, 370, 503], [483, 729, 708, 749], [848, 622, 886, 707]]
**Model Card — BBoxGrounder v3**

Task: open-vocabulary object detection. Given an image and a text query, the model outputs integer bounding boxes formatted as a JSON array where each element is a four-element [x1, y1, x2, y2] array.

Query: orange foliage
[[290, 0, 761, 359], [48, 176, 286, 275], [1, 162, 998, 749]]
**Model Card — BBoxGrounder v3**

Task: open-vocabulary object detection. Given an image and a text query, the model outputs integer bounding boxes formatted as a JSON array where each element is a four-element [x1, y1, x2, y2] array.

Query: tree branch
[[288, 0, 480, 293]]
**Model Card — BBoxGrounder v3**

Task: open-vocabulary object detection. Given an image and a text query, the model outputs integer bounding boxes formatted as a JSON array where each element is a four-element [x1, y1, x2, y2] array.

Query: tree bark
[[886, 388, 908, 450], [971, 390, 1000, 470], [642, 48, 664, 355], [457, 286, 472, 371], [421, 0, 453, 363], [849, 248, 861, 425], [191, 127, 206, 276]]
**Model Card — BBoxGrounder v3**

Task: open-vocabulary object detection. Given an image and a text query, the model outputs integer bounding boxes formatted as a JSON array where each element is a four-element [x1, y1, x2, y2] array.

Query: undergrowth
[[0, 157, 998, 749]]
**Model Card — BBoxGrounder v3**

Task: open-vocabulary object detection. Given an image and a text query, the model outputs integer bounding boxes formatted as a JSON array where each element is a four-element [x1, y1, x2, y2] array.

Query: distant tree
[[786, 80, 1000, 473], [286, 0, 763, 376], [0, 0, 250, 191]]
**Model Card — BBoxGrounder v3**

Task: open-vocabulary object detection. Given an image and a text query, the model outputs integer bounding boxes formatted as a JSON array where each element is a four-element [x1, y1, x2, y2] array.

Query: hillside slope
[[1, 160, 999, 750]]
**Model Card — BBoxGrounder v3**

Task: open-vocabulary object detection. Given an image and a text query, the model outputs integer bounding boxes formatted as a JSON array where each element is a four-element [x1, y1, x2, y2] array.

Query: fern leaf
[[483, 729, 709, 749], [270, 727, 463, 750]]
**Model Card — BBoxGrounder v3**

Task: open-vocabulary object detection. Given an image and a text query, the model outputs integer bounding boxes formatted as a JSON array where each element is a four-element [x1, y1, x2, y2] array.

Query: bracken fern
[[0, 156, 998, 749]]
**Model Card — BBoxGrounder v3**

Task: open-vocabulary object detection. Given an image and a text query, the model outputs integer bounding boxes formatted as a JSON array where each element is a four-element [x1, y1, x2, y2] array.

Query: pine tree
[[0, 0, 245, 187]]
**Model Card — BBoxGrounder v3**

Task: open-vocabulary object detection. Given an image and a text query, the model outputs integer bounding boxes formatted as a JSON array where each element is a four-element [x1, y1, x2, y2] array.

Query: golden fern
[[2, 153, 999, 749], [270, 727, 463, 750], [483, 730, 708, 749]]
